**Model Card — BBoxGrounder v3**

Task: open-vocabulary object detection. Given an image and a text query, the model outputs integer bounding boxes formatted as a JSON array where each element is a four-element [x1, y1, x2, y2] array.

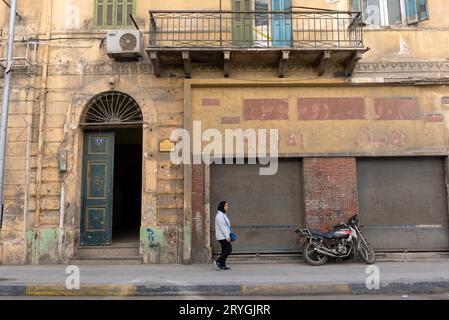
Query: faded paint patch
[[183, 224, 192, 263], [243, 99, 289, 120], [0, 240, 25, 264], [65, 5, 80, 30], [374, 98, 420, 120], [220, 116, 240, 124], [297, 98, 365, 120], [424, 113, 444, 122], [398, 37, 410, 56], [201, 98, 221, 107], [355, 127, 408, 149], [36, 228, 59, 264]]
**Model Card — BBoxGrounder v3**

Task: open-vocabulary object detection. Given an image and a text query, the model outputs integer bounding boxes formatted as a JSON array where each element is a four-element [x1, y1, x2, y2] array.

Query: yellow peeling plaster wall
[[1, 0, 449, 264]]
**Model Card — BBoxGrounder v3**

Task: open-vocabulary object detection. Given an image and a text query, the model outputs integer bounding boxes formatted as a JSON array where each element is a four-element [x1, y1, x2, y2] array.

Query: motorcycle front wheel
[[303, 241, 328, 266], [358, 240, 376, 264]]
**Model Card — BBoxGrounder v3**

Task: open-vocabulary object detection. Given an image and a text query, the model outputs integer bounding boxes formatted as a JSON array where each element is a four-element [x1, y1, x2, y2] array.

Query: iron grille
[[81, 92, 143, 126], [148, 10, 364, 49]]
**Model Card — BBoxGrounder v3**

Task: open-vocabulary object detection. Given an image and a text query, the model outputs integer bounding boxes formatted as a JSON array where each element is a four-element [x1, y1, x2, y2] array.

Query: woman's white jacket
[[215, 211, 230, 240]]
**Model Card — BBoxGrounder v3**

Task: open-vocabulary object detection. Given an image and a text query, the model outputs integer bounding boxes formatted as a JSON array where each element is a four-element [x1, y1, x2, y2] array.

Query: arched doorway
[[79, 91, 143, 246]]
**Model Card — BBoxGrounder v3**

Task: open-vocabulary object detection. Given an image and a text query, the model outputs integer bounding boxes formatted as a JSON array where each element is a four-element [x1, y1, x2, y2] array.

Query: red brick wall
[[191, 164, 208, 261], [303, 157, 359, 232]]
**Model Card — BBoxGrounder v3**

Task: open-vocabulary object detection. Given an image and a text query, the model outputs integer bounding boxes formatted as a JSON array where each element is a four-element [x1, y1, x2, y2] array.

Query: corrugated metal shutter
[[357, 157, 449, 251], [210, 159, 304, 254]]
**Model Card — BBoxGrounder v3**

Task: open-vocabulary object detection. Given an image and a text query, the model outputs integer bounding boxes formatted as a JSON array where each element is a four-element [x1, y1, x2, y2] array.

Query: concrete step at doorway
[[76, 244, 140, 258], [68, 257, 142, 265], [70, 243, 141, 265]]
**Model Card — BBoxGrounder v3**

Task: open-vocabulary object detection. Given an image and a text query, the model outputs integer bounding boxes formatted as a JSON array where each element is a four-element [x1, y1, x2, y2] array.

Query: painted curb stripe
[[349, 281, 449, 295], [242, 284, 351, 296], [1, 281, 449, 296], [25, 284, 136, 296], [135, 285, 242, 296], [0, 285, 27, 296]]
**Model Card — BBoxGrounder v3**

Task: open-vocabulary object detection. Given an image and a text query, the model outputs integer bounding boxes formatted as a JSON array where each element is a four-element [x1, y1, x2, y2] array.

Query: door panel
[[81, 132, 115, 245], [232, 0, 254, 46], [272, 0, 292, 47]]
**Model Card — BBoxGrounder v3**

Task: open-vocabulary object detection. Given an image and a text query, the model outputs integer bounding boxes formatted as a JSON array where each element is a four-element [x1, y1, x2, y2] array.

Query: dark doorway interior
[[112, 127, 142, 243]]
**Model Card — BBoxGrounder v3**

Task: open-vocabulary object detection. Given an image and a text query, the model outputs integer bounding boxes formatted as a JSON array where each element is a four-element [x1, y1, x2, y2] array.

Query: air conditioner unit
[[107, 29, 142, 61]]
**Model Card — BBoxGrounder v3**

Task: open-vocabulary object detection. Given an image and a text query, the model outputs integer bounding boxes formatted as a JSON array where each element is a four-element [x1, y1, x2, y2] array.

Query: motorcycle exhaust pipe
[[313, 247, 353, 258], [314, 248, 339, 258]]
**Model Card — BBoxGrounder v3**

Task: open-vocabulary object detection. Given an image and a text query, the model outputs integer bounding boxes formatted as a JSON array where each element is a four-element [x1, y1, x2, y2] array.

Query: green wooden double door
[[80, 132, 115, 246], [232, 0, 292, 47]]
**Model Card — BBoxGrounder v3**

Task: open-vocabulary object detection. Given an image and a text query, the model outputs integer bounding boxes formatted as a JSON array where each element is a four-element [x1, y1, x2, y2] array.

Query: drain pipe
[[58, 181, 65, 260], [0, 0, 17, 230], [23, 122, 31, 261]]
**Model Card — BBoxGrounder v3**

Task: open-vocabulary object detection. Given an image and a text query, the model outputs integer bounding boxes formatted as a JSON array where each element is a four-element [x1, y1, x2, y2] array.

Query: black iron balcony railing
[[148, 10, 364, 49]]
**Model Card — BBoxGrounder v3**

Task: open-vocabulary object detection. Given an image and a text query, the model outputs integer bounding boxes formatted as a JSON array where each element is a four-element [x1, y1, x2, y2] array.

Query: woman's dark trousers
[[216, 239, 232, 267]]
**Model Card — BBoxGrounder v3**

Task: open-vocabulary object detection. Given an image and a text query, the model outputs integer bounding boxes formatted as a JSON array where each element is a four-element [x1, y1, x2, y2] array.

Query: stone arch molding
[[69, 78, 158, 128]]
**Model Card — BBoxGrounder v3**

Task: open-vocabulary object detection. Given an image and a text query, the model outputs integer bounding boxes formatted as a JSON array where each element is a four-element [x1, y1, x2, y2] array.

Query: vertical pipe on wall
[[58, 181, 65, 261], [0, 0, 17, 230], [23, 123, 32, 262]]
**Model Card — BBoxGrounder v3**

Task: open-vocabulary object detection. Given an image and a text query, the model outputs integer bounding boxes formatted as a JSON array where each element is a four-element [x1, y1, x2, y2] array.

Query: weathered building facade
[[0, 0, 448, 265]]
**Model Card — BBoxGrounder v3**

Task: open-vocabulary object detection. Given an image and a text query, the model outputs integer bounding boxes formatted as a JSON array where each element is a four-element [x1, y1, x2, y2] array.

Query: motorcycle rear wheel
[[358, 240, 376, 264], [303, 241, 328, 266]]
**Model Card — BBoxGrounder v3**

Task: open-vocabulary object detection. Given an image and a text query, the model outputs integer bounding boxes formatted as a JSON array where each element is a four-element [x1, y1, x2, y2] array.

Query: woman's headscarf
[[217, 201, 227, 213]]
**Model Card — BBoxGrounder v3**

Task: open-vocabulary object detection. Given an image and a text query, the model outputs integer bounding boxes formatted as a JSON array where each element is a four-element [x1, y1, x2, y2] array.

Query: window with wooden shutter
[[94, 0, 136, 29]]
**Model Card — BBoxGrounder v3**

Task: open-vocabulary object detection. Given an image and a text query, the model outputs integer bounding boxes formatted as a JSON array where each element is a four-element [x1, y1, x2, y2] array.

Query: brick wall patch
[[303, 158, 359, 232]]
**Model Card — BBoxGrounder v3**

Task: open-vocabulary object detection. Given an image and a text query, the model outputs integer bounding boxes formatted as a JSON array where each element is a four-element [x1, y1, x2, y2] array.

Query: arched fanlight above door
[[80, 91, 143, 127]]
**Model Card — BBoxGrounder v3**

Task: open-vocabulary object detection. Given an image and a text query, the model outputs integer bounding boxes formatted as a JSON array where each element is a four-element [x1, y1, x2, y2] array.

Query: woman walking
[[213, 201, 232, 271]]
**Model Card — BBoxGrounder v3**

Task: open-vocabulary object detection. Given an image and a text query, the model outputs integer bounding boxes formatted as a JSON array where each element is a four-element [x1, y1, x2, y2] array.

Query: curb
[[1, 281, 449, 296]]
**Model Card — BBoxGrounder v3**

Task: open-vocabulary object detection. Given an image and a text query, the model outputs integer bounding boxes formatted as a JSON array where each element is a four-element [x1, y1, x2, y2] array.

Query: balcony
[[147, 9, 368, 78]]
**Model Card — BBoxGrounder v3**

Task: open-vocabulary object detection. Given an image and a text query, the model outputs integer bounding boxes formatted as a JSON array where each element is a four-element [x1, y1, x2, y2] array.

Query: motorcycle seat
[[309, 229, 336, 239]]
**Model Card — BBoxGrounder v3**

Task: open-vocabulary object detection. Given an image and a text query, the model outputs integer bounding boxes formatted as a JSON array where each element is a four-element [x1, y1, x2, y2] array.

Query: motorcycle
[[295, 214, 376, 266]]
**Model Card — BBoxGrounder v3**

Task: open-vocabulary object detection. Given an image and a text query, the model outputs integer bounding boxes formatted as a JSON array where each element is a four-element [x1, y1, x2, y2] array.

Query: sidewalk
[[1, 261, 449, 296]]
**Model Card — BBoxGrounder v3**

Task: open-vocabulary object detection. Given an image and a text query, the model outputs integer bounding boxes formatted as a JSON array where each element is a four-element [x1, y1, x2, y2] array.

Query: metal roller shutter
[[357, 157, 449, 251], [210, 159, 304, 254]]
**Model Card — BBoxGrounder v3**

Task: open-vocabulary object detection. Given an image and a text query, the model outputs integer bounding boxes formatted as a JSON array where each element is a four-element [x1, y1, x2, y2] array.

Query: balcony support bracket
[[278, 50, 290, 78], [315, 51, 331, 76], [149, 51, 161, 78], [223, 50, 231, 78], [345, 51, 362, 77], [182, 51, 191, 78]]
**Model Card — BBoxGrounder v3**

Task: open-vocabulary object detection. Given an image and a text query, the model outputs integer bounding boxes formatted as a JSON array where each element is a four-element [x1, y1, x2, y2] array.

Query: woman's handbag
[[225, 219, 236, 242]]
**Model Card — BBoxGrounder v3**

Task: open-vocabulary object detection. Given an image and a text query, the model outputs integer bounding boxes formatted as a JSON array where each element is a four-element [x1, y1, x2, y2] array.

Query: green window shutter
[[117, 0, 124, 26], [96, 0, 104, 26], [95, 0, 135, 29], [125, 0, 136, 27]]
